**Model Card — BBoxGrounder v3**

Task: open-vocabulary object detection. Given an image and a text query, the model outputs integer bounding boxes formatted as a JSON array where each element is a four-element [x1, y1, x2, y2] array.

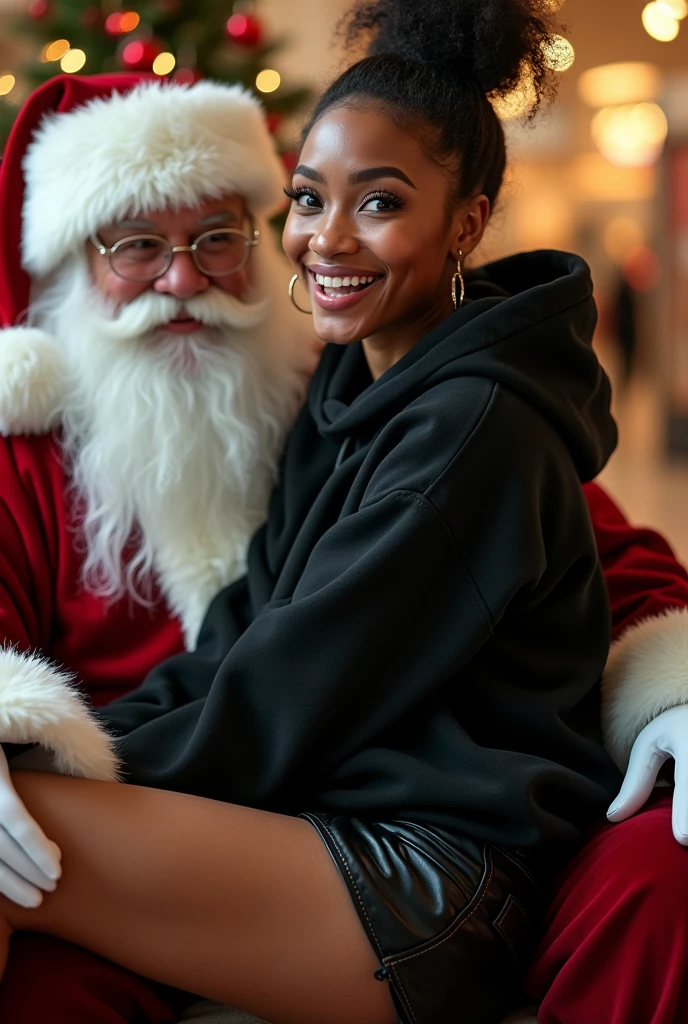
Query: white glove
[[607, 704, 688, 845], [0, 746, 62, 906]]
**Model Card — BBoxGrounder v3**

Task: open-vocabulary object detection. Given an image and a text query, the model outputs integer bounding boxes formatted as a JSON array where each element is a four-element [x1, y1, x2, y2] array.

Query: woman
[[0, 2, 627, 1022]]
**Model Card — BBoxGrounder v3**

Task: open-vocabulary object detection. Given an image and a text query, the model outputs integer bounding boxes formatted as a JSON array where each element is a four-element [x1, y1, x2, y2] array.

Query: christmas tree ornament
[[226, 12, 263, 47], [28, 0, 51, 18], [157, 0, 181, 12], [120, 39, 165, 71]]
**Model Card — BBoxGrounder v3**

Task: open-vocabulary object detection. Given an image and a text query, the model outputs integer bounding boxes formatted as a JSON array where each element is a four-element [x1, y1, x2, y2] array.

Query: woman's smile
[[305, 264, 385, 310]]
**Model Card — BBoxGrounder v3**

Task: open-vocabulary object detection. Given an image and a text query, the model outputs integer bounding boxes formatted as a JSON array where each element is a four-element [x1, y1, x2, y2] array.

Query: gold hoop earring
[[288, 273, 312, 315], [451, 250, 465, 310]]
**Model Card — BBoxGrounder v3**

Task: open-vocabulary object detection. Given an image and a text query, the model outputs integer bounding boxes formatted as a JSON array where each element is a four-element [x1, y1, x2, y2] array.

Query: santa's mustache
[[99, 284, 271, 341]]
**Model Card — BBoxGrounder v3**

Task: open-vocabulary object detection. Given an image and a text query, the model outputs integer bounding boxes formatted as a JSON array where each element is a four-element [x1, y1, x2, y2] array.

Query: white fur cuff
[[602, 608, 688, 768], [0, 647, 121, 782], [0, 326, 66, 436]]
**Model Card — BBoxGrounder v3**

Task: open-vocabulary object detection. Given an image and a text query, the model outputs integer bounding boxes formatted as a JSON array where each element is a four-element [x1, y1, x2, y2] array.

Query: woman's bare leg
[[0, 772, 396, 1024]]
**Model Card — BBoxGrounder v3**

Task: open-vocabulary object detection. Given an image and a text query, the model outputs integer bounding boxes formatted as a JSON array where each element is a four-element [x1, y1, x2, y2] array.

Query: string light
[[642, 2, 680, 40], [0, 73, 15, 97], [541, 35, 575, 72], [40, 39, 70, 62], [60, 48, 87, 73], [152, 52, 176, 76], [255, 69, 281, 93], [592, 102, 668, 167]]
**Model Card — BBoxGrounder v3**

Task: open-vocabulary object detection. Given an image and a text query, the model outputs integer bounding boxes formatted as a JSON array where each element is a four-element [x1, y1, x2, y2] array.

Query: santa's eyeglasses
[[89, 226, 260, 283]]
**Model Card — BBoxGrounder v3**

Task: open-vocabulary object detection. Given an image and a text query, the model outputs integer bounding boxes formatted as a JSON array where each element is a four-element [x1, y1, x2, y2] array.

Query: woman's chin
[[313, 318, 368, 348]]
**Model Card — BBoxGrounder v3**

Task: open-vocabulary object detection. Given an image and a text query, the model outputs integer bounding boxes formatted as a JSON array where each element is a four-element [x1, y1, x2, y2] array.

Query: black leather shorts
[[301, 813, 544, 1024]]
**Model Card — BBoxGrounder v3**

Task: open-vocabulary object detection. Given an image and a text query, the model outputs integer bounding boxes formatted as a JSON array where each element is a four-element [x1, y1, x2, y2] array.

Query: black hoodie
[[100, 250, 621, 855]]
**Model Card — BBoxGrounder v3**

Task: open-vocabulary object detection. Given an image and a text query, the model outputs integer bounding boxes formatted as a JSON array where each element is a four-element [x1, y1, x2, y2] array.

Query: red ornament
[[172, 67, 202, 85], [80, 5, 103, 28], [266, 111, 283, 135], [120, 39, 164, 71], [28, 0, 50, 17], [226, 12, 263, 47]]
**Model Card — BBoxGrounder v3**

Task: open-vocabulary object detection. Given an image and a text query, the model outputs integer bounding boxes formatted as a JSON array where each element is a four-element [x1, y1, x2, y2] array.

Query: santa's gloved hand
[[0, 745, 62, 906], [607, 704, 688, 845]]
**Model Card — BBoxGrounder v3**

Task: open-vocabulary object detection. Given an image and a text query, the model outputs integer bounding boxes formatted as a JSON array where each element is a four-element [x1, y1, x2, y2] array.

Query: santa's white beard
[[29, 256, 301, 645]]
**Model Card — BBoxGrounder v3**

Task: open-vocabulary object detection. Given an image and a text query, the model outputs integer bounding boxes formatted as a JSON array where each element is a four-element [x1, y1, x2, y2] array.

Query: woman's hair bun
[[342, 0, 561, 105]]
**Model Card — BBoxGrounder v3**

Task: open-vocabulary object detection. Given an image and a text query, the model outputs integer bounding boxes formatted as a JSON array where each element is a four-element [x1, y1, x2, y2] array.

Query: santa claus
[[0, 72, 308, 1023], [0, 73, 687, 1024]]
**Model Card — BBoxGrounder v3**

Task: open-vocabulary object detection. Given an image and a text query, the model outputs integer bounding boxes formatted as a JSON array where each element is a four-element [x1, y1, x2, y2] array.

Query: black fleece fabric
[[100, 250, 622, 853]]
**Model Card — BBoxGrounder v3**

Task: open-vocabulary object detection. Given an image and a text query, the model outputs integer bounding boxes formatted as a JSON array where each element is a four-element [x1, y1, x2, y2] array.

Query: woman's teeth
[[313, 272, 379, 296]]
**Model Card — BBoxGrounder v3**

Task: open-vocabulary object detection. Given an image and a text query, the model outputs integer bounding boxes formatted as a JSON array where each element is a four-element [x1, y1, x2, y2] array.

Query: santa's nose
[[153, 250, 210, 300]]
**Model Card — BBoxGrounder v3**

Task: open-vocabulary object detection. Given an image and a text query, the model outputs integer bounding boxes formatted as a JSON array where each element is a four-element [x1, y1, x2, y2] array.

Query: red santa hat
[[0, 73, 286, 436]]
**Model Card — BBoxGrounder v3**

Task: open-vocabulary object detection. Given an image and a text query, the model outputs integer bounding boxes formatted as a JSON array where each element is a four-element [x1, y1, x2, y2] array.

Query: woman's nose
[[310, 212, 358, 259]]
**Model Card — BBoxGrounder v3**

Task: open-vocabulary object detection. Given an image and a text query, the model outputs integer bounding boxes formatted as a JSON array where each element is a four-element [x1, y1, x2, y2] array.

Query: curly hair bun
[[343, 0, 561, 106]]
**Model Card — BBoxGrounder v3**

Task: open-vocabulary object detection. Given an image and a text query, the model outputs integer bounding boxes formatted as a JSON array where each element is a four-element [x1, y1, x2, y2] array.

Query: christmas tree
[[0, 0, 311, 158]]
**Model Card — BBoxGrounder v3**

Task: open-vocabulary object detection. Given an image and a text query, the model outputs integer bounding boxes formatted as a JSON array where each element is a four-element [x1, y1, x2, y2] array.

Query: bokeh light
[[60, 48, 87, 73], [541, 35, 575, 72], [40, 39, 70, 62], [255, 69, 281, 93], [657, 0, 687, 18], [153, 52, 176, 76], [578, 62, 661, 107], [642, 1, 681, 41], [0, 73, 15, 97], [491, 73, 538, 121], [592, 102, 669, 167]]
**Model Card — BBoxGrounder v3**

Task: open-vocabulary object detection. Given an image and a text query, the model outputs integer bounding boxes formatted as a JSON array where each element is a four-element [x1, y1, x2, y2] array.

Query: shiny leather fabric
[[302, 814, 543, 1024]]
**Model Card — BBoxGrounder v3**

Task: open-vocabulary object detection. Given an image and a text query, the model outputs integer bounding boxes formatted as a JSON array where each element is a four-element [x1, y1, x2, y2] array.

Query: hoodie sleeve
[[98, 487, 482, 804]]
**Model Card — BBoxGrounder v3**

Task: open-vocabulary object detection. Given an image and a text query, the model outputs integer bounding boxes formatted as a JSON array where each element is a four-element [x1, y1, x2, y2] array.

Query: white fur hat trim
[[22, 80, 286, 278]]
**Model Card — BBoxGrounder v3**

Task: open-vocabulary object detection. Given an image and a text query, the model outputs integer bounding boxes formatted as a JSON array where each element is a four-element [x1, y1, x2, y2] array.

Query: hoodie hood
[[309, 250, 616, 482]]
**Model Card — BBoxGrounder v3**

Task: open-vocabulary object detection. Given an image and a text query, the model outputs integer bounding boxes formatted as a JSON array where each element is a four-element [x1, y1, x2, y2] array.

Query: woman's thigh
[[0, 772, 396, 1024]]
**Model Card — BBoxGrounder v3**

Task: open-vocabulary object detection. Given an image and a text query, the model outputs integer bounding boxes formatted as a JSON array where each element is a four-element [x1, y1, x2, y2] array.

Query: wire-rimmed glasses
[[89, 226, 260, 282]]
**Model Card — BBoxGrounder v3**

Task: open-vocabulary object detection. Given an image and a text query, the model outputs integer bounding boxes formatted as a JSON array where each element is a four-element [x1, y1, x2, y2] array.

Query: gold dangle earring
[[451, 250, 465, 310], [288, 273, 312, 315]]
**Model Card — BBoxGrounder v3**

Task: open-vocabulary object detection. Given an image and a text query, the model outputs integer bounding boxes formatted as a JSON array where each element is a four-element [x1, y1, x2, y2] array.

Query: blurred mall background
[[0, 0, 687, 558]]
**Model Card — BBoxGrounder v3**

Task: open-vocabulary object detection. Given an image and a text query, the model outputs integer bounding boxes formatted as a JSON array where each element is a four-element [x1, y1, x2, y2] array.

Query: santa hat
[[0, 73, 286, 436]]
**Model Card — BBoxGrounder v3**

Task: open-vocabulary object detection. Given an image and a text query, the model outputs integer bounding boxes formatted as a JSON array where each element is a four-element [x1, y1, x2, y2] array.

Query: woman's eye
[[284, 187, 322, 210], [360, 194, 404, 213]]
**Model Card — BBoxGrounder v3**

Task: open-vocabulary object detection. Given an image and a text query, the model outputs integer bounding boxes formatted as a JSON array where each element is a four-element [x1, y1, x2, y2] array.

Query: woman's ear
[[451, 194, 491, 261]]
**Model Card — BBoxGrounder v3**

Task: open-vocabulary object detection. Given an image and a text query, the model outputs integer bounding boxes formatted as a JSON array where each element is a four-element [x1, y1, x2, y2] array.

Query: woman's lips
[[162, 318, 203, 334], [306, 268, 383, 312]]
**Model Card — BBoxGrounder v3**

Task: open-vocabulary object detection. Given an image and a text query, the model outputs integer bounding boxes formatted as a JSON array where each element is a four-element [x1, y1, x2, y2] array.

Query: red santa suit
[[1, 76, 688, 1024]]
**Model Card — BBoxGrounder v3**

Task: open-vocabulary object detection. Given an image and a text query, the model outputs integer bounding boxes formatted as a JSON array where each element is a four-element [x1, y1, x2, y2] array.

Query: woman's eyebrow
[[348, 166, 417, 189], [293, 164, 325, 182]]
